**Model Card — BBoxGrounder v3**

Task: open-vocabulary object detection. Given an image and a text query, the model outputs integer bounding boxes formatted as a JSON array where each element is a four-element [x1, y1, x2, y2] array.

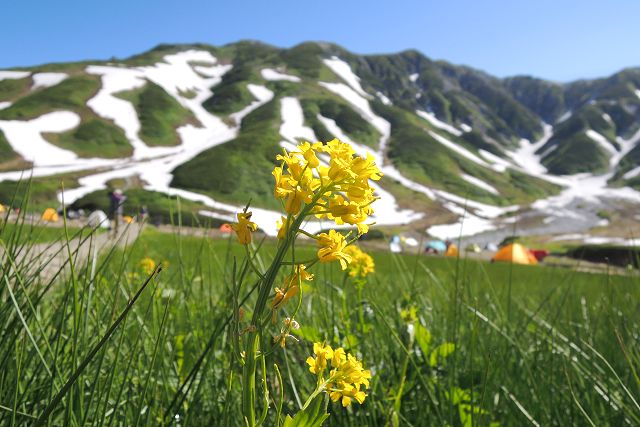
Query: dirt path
[[18, 223, 143, 282]]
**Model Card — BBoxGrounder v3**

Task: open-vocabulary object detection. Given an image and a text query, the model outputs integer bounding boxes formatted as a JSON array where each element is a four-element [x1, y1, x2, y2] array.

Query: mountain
[[1, 41, 639, 242]]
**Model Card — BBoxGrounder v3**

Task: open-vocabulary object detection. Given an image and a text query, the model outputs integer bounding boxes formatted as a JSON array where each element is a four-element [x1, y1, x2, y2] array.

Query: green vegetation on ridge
[[117, 81, 198, 146], [172, 99, 282, 210]]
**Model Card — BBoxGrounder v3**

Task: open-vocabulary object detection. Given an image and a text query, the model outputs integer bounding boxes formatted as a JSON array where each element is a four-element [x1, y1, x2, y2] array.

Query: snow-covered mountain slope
[[1, 41, 640, 241]]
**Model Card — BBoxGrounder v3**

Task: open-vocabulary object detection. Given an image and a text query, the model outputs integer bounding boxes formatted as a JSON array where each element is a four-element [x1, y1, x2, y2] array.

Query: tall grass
[[0, 201, 639, 425]]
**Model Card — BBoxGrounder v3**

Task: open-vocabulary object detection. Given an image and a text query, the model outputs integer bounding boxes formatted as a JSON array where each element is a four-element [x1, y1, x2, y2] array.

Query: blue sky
[[1, 0, 639, 81]]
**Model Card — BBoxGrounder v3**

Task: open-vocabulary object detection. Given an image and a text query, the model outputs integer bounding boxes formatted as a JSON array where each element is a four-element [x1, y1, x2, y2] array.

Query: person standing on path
[[109, 189, 127, 236]]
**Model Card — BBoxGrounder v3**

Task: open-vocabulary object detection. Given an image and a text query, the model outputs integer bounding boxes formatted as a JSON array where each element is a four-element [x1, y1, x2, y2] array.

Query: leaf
[[283, 394, 330, 427], [292, 326, 322, 342], [429, 342, 456, 367], [414, 323, 432, 356]]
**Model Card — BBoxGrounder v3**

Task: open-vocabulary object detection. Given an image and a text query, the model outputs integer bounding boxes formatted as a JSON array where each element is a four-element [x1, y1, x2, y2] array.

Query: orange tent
[[123, 215, 134, 224], [41, 208, 59, 222], [492, 243, 537, 265], [445, 243, 459, 257], [219, 223, 233, 233]]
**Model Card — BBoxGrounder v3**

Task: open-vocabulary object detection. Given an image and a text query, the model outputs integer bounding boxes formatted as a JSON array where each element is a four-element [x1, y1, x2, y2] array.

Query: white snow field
[[323, 57, 368, 98], [261, 68, 300, 82], [0, 71, 30, 80], [31, 72, 68, 89], [279, 97, 317, 143], [229, 84, 274, 124], [461, 174, 499, 195], [416, 110, 463, 137]]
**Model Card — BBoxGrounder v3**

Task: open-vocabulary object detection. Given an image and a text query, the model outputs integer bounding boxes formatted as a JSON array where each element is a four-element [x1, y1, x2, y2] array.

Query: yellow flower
[[343, 245, 375, 279], [271, 139, 382, 236], [271, 265, 314, 309], [306, 342, 334, 375], [329, 382, 367, 407], [139, 257, 156, 275], [295, 141, 323, 169], [276, 216, 289, 239], [306, 343, 372, 407], [231, 211, 258, 245], [317, 230, 352, 270]]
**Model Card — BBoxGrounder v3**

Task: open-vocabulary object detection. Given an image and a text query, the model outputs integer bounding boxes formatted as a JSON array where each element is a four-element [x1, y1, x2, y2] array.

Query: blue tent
[[426, 240, 447, 253]]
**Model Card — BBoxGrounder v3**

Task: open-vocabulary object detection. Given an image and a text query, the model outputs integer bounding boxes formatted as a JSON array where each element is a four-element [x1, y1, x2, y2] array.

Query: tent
[[492, 243, 538, 265], [219, 223, 233, 233], [0, 204, 5, 213], [445, 243, 459, 257], [41, 208, 59, 222], [123, 215, 134, 224], [485, 242, 499, 252], [425, 240, 447, 253], [88, 210, 109, 229], [465, 243, 481, 253]]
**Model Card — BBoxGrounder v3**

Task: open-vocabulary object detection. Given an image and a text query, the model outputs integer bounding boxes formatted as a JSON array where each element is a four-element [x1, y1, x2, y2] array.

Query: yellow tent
[[123, 215, 134, 224], [492, 243, 537, 265], [41, 208, 59, 222], [445, 243, 459, 257], [0, 204, 5, 213]]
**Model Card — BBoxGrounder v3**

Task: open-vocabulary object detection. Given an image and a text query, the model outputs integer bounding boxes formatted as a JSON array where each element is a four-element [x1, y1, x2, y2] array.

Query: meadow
[[1, 138, 639, 427], [1, 212, 639, 426]]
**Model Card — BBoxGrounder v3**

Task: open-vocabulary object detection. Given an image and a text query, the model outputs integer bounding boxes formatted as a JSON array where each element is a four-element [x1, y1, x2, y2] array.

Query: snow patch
[[375, 91, 392, 105], [585, 129, 617, 157], [409, 73, 419, 82], [0, 111, 82, 165], [460, 123, 472, 133], [32, 72, 68, 89], [261, 68, 300, 82], [323, 56, 368, 97], [506, 124, 552, 176], [319, 81, 390, 150], [416, 110, 462, 136], [556, 111, 571, 123], [280, 97, 316, 143], [623, 166, 640, 180], [229, 84, 274, 124], [461, 173, 499, 195], [635, 89, 640, 100], [428, 130, 489, 167], [0, 102, 11, 110], [602, 113, 612, 124], [0, 71, 30, 81]]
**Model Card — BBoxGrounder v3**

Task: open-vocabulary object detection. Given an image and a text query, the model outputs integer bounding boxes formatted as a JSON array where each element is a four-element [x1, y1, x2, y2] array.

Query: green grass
[[0, 76, 32, 102], [0, 176, 80, 212], [1, 216, 639, 425], [202, 65, 257, 116], [0, 75, 100, 120], [116, 81, 198, 146], [44, 118, 132, 158], [0, 220, 90, 244], [171, 99, 283, 210]]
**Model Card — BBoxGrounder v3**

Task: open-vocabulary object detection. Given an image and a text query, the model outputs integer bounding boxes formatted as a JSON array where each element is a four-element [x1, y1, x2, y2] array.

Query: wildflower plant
[[230, 139, 380, 426]]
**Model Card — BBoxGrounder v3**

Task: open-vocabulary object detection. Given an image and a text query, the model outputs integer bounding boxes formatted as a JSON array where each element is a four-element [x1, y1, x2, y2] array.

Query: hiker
[[109, 189, 127, 235]]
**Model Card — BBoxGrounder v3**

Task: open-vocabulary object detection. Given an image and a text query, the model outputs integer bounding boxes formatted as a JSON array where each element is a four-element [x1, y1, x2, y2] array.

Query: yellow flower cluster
[[343, 245, 375, 279], [306, 343, 372, 407], [273, 139, 382, 234]]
